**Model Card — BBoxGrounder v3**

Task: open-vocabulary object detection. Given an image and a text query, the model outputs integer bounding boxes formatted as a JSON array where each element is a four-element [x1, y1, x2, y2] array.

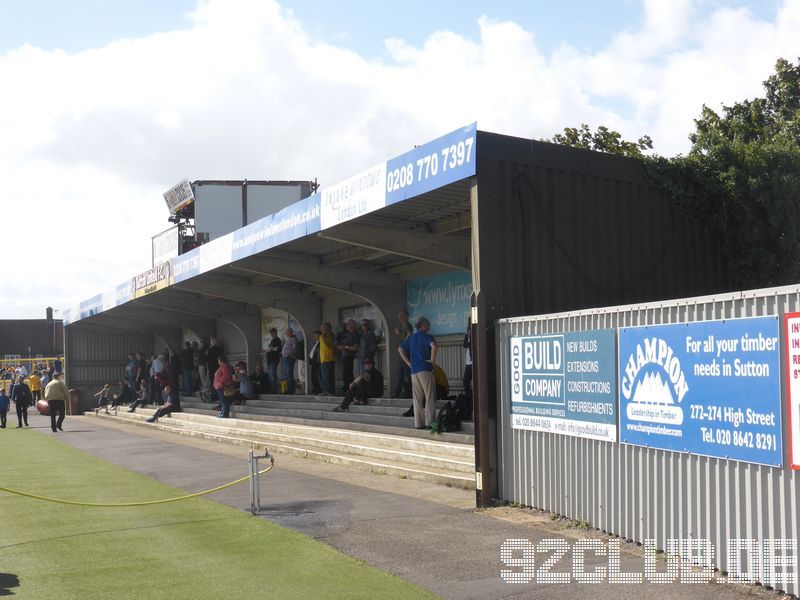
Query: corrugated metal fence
[[496, 285, 800, 594]]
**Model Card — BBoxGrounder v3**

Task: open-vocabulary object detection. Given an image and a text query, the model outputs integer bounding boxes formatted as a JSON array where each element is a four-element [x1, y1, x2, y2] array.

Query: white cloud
[[0, 0, 798, 317]]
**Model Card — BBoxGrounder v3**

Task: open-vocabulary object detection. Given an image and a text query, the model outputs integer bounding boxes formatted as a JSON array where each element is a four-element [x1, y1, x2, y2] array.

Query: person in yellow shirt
[[319, 322, 336, 395], [28, 371, 42, 403]]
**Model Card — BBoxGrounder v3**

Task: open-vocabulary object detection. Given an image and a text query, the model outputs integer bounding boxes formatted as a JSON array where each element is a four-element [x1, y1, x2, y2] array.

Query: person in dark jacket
[[11, 376, 32, 427], [112, 380, 134, 409], [332, 357, 384, 412], [180, 341, 195, 395]]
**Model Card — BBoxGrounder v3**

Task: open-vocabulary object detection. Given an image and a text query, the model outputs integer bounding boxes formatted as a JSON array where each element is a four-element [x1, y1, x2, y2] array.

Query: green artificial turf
[[0, 428, 436, 599]]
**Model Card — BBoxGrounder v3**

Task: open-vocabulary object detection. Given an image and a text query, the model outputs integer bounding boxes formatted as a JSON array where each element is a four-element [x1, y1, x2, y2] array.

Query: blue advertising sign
[[406, 270, 472, 336], [231, 194, 321, 261], [618, 317, 782, 467], [385, 122, 476, 206], [510, 330, 617, 442]]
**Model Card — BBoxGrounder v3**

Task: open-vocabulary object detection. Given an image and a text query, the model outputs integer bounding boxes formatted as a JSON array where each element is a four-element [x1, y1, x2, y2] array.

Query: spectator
[[145, 384, 181, 423], [94, 384, 111, 415], [332, 357, 384, 412], [11, 375, 31, 428], [54, 356, 63, 374], [357, 319, 377, 373], [125, 353, 137, 391], [391, 310, 413, 399], [112, 380, 134, 409], [206, 336, 224, 383], [282, 328, 298, 394], [44, 372, 69, 432], [180, 342, 194, 395], [251, 364, 269, 395], [134, 352, 146, 391], [197, 340, 210, 392], [29, 371, 42, 403], [398, 316, 438, 430], [308, 330, 322, 395], [319, 322, 336, 395], [127, 383, 148, 413], [235, 362, 256, 401], [0, 387, 8, 428], [169, 349, 182, 391], [18, 363, 29, 378], [265, 328, 282, 394], [433, 364, 449, 400], [463, 316, 473, 400], [191, 341, 201, 391], [337, 319, 360, 392], [40, 368, 51, 389], [213, 355, 235, 418]]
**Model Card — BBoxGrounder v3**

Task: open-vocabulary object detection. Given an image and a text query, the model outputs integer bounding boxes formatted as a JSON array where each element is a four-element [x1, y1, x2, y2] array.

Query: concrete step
[[181, 393, 456, 411], [178, 401, 474, 437], [92, 409, 475, 488]]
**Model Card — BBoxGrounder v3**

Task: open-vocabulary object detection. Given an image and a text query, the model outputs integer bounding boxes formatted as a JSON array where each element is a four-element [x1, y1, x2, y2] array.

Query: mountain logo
[[621, 337, 688, 425]]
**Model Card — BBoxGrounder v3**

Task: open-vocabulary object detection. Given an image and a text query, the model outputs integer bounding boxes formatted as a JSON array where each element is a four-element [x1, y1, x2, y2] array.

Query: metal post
[[247, 450, 255, 515]]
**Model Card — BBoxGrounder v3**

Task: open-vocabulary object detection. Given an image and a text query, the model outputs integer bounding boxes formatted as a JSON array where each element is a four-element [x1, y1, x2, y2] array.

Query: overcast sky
[[0, 0, 797, 319]]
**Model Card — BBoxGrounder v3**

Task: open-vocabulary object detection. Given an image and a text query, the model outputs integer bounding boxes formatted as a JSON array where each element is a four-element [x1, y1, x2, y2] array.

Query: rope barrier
[[0, 460, 274, 508]]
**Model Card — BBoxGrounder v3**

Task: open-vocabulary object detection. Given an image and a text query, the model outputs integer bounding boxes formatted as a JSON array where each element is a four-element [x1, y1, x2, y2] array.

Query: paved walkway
[[39, 413, 772, 599]]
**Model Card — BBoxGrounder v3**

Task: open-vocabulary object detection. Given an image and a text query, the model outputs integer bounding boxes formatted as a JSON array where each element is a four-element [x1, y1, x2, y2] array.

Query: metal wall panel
[[193, 184, 243, 242], [246, 184, 304, 224], [496, 285, 800, 595]]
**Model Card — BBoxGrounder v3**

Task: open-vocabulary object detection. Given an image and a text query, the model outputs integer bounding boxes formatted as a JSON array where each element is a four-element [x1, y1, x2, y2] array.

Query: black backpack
[[453, 393, 472, 421], [431, 401, 460, 433]]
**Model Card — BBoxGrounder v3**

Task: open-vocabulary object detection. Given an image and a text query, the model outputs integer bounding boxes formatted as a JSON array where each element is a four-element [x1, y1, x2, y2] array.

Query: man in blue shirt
[[398, 316, 438, 429]]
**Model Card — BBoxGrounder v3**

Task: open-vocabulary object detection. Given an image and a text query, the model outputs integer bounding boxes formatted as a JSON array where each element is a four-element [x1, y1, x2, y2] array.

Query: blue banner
[[385, 122, 476, 206], [232, 194, 321, 261], [510, 330, 617, 442], [618, 317, 782, 467], [406, 270, 472, 336]]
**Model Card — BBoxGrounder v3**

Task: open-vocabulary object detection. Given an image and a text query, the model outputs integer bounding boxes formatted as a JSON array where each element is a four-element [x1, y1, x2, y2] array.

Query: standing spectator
[[282, 328, 298, 394], [180, 342, 194, 395], [391, 310, 413, 399], [44, 372, 69, 432], [11, 376, 32, 428], [337, 319, 360, 393], [125, 353, 137, 391], [319, 322, 336, 395], [251, 364, 269, 395], [357, 319, 377, 373], [169, 349, 182, 391], [134, 352, 146, 391], [398, 317, 438, 430], [40, 368, 51, 390], [213, 355, 235, 419], [265, 328, 282, 394], [197, 340, 210, 392], [206, 337, 224, 379], [463, 316, 473, 400], [0, 387, 8, 428], [29, 371, 42, 403], [191, 341, 201, 391], [54, 356, 63, 374], [308, 330, 322, 395]]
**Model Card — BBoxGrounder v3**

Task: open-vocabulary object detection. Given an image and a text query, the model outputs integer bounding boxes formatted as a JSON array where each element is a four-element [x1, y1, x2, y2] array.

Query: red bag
[[36, 400, 50, 416]]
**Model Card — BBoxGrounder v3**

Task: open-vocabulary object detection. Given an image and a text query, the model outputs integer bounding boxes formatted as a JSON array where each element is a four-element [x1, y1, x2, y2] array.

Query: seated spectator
[[94, 384, 111, 415], [235, 361, 256, 402], [332, 357, 384, 412], [145, 384, 181, 423], [127, 384, 148, 413], [112, 380, 134, 409], [251, 363, 269, 395]]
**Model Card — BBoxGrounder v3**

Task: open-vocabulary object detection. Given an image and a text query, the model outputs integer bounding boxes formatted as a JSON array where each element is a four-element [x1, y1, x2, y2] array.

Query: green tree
[[650, 57, 800, 288], [549, 123, 653, 158]]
